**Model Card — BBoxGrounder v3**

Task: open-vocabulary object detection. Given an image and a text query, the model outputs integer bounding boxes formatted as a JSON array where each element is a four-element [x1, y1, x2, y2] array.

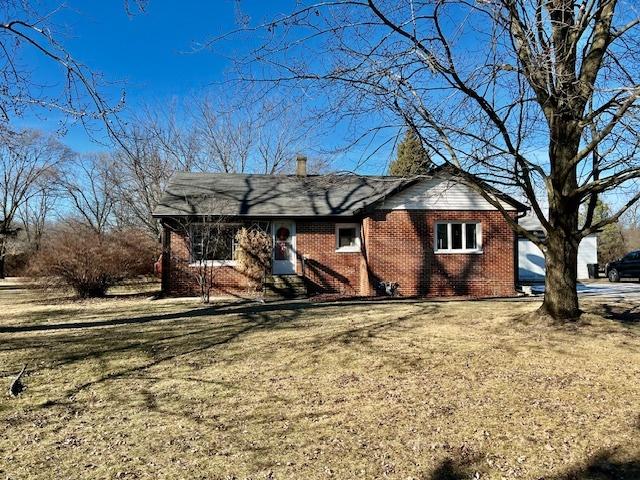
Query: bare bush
[[235, 226, 272, 292], [28, 224, 157, 298]]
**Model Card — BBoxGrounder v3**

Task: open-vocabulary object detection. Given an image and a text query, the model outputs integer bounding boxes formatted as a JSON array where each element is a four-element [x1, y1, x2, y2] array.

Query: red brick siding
[[165, 228, 251, 296], [163, 210, 517, 298], [296, 221, 362, 295], [164, 220, 363, 297], [363, 210, 516, 297]]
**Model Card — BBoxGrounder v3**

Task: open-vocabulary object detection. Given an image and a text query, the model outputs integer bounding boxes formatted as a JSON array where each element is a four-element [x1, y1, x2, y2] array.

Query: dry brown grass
[[0, 279, 639, 479]]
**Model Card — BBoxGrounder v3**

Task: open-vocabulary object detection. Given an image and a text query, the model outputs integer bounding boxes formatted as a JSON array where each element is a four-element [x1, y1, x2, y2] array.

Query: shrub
[[235, 226, 272, 291], [29, 224, 158, 298]]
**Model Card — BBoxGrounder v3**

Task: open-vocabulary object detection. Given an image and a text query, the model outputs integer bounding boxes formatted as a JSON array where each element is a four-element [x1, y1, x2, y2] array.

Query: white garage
[[518, 215, 598, 282]]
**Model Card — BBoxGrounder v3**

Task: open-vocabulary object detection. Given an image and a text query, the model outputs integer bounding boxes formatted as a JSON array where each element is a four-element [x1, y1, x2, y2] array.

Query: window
[[465, 223, 477, 250], [434, 222, 482, 253], [190, 225, 238, 265], [452, 223, 463, 249], [336, 223, 361, 252], [436, 223, 448, 250]]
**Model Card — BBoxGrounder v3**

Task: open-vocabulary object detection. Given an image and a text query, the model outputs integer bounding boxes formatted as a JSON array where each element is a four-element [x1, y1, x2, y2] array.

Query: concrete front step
[[264, 274, 306, 286], [264, 274, 308, 298]]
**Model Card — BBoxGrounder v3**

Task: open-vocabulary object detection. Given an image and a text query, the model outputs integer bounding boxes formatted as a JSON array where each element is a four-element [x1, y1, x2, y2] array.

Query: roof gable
[[378, 175, 520, 211]]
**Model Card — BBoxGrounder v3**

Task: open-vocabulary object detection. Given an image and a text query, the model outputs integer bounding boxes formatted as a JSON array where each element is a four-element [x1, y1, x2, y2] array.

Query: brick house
[[153, 159, 527, 298]]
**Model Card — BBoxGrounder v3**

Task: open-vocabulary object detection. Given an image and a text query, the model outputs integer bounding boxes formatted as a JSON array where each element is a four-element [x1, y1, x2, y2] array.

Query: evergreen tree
[[388, 129, 431, 176]]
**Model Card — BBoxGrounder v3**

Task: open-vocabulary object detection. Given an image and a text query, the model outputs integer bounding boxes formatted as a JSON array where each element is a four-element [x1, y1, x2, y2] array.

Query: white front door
[[272, 221, 296, 274]]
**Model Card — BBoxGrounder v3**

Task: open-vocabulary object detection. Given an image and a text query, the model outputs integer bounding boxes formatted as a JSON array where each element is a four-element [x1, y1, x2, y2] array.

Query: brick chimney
[[296, 154, 307, 176]]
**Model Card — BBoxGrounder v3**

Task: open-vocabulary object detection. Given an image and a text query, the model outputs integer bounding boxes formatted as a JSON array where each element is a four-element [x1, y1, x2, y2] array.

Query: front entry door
[[272, 221, 296, 274]]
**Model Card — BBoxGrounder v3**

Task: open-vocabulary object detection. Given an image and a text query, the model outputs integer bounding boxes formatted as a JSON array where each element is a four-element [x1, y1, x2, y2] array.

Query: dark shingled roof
[[153, 173, 411, 217]]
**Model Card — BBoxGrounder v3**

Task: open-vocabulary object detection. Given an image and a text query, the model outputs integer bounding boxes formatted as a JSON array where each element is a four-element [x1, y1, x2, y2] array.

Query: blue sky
[[55, 1, 239, 100], [16, 1, 393, 173], [21, 1, 246, 147], [10, 2, 637, 216]]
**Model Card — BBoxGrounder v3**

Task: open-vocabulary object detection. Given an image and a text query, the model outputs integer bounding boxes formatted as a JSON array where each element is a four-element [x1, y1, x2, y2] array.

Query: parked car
[[605, 250, 640, 282]]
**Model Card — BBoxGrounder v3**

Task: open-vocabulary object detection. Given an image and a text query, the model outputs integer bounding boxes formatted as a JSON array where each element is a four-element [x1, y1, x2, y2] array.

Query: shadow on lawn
[[2, 294, 639, 478], [0, 297, 436, 334], [426, 448, 640, 480], [427, 455, 483, 480], [1, 299, 433, 410], [505, 300, 640, 338], [33, 305, 309, 408], [598, 303, 640, 324], [0, 299, 285, 333], [548, 448, 640, 480]]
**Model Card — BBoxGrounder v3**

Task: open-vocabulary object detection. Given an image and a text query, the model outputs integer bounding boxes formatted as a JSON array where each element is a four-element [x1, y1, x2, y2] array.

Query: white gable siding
[[379, 177, 517, 211]]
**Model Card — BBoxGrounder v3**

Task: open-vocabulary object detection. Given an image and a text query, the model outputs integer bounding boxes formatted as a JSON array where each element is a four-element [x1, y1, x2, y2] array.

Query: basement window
[[336, 223, 361, 252], [434, 222, 482, 253]]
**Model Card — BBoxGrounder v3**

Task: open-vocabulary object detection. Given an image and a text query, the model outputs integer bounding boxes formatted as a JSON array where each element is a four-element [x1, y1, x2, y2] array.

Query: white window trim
[[188, 223, 239, 267], [434, 221, 483, 254], [335, 223, 362, 253], [189, 259, 237, 268]]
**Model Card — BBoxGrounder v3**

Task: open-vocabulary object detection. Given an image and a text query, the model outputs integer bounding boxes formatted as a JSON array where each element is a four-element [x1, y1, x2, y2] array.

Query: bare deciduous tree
[[61, 153, 116, 234], [110, 117, 189, 240], [193, 94, 309, 174], [109, 95, 311, 240], [194, 96, 255, 174], [0, 1, 131, 133], [17, 169, 59, 250], [0, 128, 69, 277], [217, 0, 640, 320]]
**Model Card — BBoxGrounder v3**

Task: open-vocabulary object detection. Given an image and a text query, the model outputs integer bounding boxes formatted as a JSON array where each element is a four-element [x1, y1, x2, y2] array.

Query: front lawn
[[1, 280, 639, 479]]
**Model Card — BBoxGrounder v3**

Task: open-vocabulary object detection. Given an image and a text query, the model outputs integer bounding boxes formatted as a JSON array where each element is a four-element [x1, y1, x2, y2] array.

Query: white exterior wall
[[518, 238, 546, 282], [518, 234, 598, 281], [379, 176, 517, 211], [577, 235, 598, 279]]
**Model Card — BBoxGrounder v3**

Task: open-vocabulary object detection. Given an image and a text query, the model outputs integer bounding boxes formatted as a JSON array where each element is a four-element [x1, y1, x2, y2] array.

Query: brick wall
[[363, 210, 517, 297], [164, 228, 251, 297], [296, 221, 362, 295], [163, 211, 517, 298], [164, 220, 364, 297]]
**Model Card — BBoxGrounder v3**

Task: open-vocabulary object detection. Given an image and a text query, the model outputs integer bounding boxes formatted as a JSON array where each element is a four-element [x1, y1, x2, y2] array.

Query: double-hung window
[[435, 222, 482, 253]]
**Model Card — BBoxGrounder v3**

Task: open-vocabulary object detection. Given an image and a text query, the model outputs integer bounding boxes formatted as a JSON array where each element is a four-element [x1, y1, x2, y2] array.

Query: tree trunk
[[539, 228, 581, 321], [541, 113, 582, 321], [0, 241, 5, 278]]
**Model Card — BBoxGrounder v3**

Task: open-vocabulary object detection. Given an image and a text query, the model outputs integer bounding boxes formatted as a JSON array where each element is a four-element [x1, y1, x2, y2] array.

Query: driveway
[[528, 280, 640, 300]]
